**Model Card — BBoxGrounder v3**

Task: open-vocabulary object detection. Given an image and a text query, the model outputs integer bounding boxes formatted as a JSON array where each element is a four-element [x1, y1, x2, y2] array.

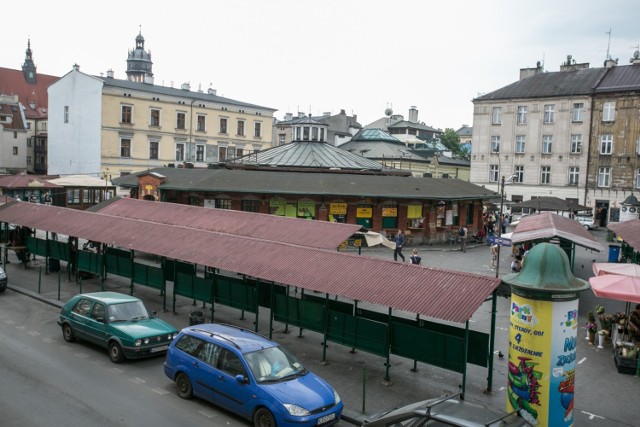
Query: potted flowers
[[586, 311, 598, 345], [597, 329, 608, 348]]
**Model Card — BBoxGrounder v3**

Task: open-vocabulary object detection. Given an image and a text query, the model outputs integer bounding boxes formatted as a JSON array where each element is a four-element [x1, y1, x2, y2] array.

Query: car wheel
[[108, 341, 124, 363], [175, 373, 193, 399], [583, 224, 590, 229], [253, 408, 276, 427], [62, 323, 75, 342]]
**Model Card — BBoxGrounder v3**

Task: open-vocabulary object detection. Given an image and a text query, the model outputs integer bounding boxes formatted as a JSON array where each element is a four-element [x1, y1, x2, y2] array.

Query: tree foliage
[[440, 128, 466, 158]]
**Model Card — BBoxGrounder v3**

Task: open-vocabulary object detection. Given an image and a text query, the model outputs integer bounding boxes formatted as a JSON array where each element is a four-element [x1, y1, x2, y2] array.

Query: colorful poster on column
[[508, 295, 577, 427]]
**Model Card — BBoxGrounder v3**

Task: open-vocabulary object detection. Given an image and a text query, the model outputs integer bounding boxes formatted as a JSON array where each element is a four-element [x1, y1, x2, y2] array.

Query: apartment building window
[[188, 196, 200, 206], [241, 199, 260, 212], [602, 101, 616, 122], [215, 198, 232, 209], [254, 122, 262, 138], [320, 128, 326, 142], [121, 105, 132, 124], [196, 115, 206, 131], [64, 106, 69, 123], [572, 103, 584, 122], [220, 118, 228, 134], [517, 106, 527, 124], [233, 147, 244, 158], [237, 120, 245, 136], [489, 165, 499, 182], [598, 167, 611, 187], [540, 166, 551, 184], [600, 134, 613, 154], [491, 136, 500, 153], [41, 122, 47, 132], [303, 126, 310, 140], [120, 138, 131, 158], [515, 135, 525, 153], [27, 156, 32, 165], [176, 112, 186, 129], [492, 107, 502, 125], [219, 146, 228, 161], [149, 109, 160, 127], [196, 144, 205, 162], [12, 146, 17, 155], [312, 127, 319, 141], [570, 134, 582, 154], [175, 143, 185, 162], [278, 134, 286, 146], [569, 166, 580, 186], [149, 141, 159, 160], [543, 104, 555, 124], [542, 135, 553, 154], [514, 165, 524, 183]]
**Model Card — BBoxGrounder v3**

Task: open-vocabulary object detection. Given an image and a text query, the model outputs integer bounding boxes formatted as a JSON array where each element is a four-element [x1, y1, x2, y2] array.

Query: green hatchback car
[[57, 291, 178, 363]]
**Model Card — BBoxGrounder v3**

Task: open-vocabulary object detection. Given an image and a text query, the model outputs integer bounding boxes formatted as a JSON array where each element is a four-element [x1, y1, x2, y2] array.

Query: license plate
[[317, 413, 335, 425], [151, 345, 169, 353]]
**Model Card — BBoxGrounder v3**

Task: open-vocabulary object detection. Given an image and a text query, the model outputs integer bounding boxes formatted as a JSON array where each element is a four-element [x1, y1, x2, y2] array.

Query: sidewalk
[[4, 228, 639, 426]]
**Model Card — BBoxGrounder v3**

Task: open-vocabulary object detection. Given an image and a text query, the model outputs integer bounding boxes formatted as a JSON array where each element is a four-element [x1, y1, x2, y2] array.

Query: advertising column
[[502, 243, 589, 427]]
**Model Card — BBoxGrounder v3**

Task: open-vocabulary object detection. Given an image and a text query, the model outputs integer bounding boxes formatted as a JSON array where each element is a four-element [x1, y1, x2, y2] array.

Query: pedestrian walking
[[502, 216, 509, 233], [393, 229, 405, 262], [459, 225, 468, 253], [409, 249, 421, 265], [491, 244, 499, 269]]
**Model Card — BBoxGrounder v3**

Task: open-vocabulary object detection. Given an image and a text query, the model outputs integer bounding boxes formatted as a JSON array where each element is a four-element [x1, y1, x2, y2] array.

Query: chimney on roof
[[560, 54, 590, 72], [72, 63, 80, 71], [630, 50, 640, 65], [323, 112, 331, 117], [298, 112, 305, 118], [208, 87, 217, 95], [519, 61, 544, 80], [284, 112, 292, 121], [408, 106, 418, 123], [181, 82, 191, 91], [340, 109, 346, 115], [106, 69, 114, 78], [604, 57, 618, 68]]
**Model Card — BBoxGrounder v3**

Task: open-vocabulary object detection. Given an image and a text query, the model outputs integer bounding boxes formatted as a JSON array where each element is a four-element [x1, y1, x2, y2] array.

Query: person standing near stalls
[[410, 249, 422, 265], [393, 229, 405, 262], [459, 225, 468, 253]]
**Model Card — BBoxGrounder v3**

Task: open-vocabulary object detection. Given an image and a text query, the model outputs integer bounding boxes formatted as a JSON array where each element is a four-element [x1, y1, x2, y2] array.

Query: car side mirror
[[235, 374, 249, 384]]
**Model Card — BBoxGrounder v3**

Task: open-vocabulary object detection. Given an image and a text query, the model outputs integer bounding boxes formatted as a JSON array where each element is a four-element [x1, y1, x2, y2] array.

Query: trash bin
[[608, 245, 621, 263], [189, 310, 205, 326]]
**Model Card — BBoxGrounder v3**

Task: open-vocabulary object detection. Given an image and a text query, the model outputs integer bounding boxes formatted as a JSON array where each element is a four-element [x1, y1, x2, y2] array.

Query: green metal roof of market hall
[[226, 140, 391, 171], [350, 128, 402, 143]]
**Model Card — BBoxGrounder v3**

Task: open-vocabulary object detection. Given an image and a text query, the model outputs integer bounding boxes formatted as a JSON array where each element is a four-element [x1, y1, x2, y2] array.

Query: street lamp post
[[496, 175, 506, 278]]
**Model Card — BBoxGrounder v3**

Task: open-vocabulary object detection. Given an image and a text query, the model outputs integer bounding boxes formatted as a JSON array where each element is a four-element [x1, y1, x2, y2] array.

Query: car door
[[68, 298, 94, 340], [211, 348, 251, 417], [84, 302, 109, 348]]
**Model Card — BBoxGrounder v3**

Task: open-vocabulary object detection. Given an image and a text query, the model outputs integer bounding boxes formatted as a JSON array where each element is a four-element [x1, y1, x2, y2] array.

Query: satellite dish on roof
[[384, 107, 393, 116]]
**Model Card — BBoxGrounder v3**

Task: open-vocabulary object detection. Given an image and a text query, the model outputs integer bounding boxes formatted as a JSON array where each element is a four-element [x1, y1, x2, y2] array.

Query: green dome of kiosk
[[503, 243, 590, 296]]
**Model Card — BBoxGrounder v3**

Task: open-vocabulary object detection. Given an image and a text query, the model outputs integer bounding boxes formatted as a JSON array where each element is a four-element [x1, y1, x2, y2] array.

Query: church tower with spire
[[126, 29, 154, 83], [22, 39, 38, 84]]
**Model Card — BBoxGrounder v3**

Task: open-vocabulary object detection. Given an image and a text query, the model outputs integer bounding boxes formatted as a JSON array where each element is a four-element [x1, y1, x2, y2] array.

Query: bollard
[[38, 266, 42, 293], [361, 364, 367, 415]]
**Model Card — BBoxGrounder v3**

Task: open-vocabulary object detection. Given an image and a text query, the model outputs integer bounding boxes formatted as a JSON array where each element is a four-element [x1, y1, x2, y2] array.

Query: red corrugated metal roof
[[608, 220, 640, 251], [0, 202, 500, 323], [511, 212, 604, 252], [92, 197, 361, 250]]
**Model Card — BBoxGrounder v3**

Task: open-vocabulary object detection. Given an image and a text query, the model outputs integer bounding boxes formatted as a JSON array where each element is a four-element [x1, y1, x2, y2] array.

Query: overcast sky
[[3, 1, 639, 131]]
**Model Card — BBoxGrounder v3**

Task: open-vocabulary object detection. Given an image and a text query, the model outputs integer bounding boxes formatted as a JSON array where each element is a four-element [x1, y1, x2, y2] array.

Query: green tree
[[440, 128, 465, 158]]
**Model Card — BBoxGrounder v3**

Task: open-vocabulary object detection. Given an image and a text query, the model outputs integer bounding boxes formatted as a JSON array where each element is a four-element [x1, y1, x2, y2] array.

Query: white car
[[576, 215, 598, 230]]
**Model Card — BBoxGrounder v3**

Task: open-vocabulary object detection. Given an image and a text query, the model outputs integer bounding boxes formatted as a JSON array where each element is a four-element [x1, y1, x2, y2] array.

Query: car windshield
[[107, 301, 149, 322], [244, 345, 306, 383]]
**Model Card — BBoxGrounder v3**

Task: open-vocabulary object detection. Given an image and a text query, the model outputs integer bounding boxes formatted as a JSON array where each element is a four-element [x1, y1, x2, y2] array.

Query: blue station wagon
[[164, 323, 343, 427], [57, 291, 178, 363]]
